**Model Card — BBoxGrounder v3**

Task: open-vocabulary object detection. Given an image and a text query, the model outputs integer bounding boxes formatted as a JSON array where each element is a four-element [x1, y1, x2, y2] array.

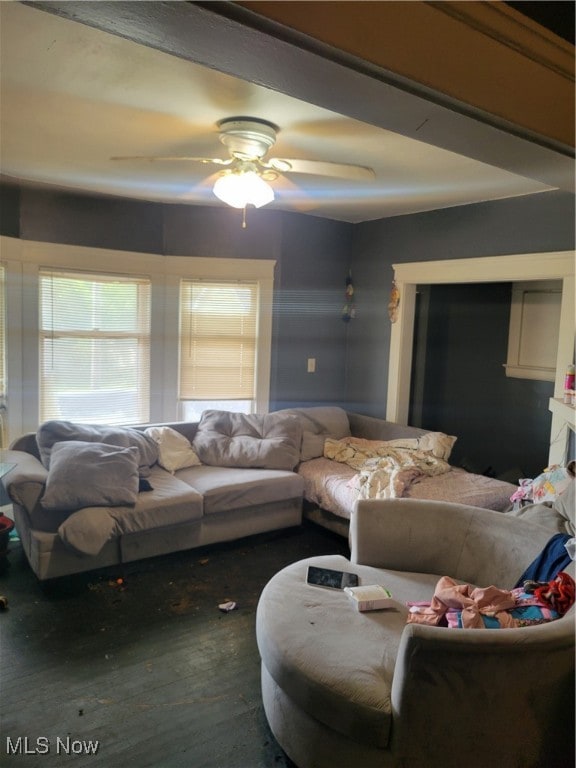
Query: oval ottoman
[[255, 553, 439, 768]]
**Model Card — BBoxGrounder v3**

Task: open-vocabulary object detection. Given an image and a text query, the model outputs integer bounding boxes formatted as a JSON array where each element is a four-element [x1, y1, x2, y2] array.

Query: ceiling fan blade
[[110, 156, 233, 166], [268, 157, 375, 181], [273, 174, 318, 213]]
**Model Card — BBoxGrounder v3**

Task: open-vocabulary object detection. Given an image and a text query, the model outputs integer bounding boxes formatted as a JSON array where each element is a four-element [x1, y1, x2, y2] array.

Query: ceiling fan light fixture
[[213, 170, 274, 209]]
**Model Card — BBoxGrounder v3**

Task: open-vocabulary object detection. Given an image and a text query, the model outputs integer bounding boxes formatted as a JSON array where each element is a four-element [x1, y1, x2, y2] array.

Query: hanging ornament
[[342, 272, 355, 322], [388, 280, 400, 323]]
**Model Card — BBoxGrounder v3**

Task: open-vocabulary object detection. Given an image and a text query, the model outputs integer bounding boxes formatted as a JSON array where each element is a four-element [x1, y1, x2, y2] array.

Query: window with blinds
[[39, 270, 151, 425], [179, 280, 258, 411]]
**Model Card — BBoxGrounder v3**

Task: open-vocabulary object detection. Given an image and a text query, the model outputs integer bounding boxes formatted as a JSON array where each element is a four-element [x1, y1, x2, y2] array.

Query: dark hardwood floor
[[0, 520, 350, 767]]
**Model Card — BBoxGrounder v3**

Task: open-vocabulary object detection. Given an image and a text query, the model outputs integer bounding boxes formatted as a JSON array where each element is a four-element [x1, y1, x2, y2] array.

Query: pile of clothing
[[407, 532, 575, 629]]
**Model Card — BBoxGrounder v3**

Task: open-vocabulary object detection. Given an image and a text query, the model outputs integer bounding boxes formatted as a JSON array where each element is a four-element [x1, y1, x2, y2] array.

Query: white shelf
[[549, 397, 576, 427]]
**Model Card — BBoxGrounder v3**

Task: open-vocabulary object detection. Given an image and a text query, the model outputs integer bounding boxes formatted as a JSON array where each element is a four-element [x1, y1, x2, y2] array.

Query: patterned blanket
[[323, 436, 452, 500]]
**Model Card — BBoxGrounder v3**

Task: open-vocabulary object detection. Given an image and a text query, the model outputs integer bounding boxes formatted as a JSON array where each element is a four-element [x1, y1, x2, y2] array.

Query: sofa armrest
[[390, 617, 575, 767], [9, 432, 41, 458], [350, 498, 561, 588], [2, 450, 48, 513]]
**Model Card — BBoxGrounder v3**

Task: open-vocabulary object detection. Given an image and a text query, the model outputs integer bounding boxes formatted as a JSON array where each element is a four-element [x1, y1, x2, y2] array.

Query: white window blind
[[179, 280, 258, 401], [39, 270, 151, 425]]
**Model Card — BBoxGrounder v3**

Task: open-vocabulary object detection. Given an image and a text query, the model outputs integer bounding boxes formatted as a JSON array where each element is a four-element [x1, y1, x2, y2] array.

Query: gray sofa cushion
[[274, 406, 351, 461], [192, 410, 302, 470], [507, 478, 575, 536], [177, 465, 304, 515], [37, 420, 159, 476], [57, 464, 204, 556], [553, 478, 575, 534], [41, 440, 140, 512]]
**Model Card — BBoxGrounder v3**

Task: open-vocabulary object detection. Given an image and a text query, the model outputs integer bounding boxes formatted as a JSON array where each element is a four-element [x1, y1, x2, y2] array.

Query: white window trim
[[0, 236, 275, 440]]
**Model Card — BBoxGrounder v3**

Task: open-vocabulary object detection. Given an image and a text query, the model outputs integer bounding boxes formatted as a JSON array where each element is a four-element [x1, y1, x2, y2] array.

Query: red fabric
[[0, 515, 14, 534], [534, 572, 575, 616]]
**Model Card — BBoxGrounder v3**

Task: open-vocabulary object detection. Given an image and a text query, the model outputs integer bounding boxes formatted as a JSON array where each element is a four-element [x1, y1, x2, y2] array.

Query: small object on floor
[[218, 600, 237, 612], [107, 577, 126, 590], [0, 595, 8, 610]]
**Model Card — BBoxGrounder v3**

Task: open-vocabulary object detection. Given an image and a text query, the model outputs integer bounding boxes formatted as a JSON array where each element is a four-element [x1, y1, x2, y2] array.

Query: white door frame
[[386, 251, 575, 457]]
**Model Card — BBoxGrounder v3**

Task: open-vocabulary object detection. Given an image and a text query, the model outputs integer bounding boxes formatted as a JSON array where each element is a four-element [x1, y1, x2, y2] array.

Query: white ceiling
[[0, 2, 558, 223]]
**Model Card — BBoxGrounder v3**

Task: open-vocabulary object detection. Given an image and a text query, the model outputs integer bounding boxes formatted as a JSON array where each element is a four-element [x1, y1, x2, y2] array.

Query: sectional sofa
[[3, 406, 517, 581], [3, 410, 305, 580]]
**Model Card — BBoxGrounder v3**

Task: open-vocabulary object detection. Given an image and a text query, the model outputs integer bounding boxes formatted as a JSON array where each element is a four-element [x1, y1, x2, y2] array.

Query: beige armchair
[[351, 499, 575, 768], [257, 498, 575, 768]]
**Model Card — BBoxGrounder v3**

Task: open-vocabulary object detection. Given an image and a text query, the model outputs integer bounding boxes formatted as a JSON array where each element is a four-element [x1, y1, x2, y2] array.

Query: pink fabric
[[408, 576, 516, 628]]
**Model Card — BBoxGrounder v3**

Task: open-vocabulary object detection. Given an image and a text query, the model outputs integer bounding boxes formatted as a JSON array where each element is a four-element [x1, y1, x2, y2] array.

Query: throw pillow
[[412, 432, 457, 461], [36, 420, 158, 476], [192, 410, 302, 470], [41, 440, 140, 512], [144, 426, 202, 473], [274, 406, 351, 461]]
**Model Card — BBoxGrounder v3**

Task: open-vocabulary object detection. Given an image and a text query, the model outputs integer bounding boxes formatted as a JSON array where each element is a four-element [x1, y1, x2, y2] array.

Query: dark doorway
[[410, 282, 554, 479]]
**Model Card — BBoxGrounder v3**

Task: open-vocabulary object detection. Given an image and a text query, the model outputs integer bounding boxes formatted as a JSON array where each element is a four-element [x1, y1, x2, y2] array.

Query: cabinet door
[[504, 280, 562, 381]]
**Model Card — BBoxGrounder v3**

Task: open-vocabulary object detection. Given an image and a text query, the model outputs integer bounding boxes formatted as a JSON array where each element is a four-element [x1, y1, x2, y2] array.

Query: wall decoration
[[342, 272, 355, 322], [388, 280, 400, 323]]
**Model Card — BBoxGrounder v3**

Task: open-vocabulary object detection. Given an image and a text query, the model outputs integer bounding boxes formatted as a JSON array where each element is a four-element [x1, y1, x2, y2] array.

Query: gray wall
[[346, 190, 575, 417], [2, 184, 573, 474], [273, 212, 352, 410], [346, 190, 574, 476], [1, 186, 353, 411]]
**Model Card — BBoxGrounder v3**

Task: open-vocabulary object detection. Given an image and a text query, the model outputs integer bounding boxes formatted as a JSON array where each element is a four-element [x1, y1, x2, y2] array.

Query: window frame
[[179, 278, 260, 405], [0, 236, 275, 441], [38, 268, 153, 425]]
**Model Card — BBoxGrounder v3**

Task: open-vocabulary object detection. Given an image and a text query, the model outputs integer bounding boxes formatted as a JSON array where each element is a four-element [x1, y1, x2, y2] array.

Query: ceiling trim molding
[[234, 0, 574, 149], [428, 1, 574, 81]]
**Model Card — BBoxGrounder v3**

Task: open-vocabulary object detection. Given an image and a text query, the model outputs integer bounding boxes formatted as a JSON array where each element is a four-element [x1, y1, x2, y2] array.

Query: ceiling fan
[[112, 117, 375, 223]]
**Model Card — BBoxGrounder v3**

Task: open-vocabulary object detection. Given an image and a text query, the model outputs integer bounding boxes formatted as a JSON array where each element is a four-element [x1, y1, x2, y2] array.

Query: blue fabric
[[450, 606, 560, 629], [515, 533, 572, 587]]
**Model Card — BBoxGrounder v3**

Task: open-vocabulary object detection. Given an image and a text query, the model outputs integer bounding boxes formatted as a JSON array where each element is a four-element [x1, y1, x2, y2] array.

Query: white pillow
[[412, 432, 457, 462], [145, 426, 201, 473]]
